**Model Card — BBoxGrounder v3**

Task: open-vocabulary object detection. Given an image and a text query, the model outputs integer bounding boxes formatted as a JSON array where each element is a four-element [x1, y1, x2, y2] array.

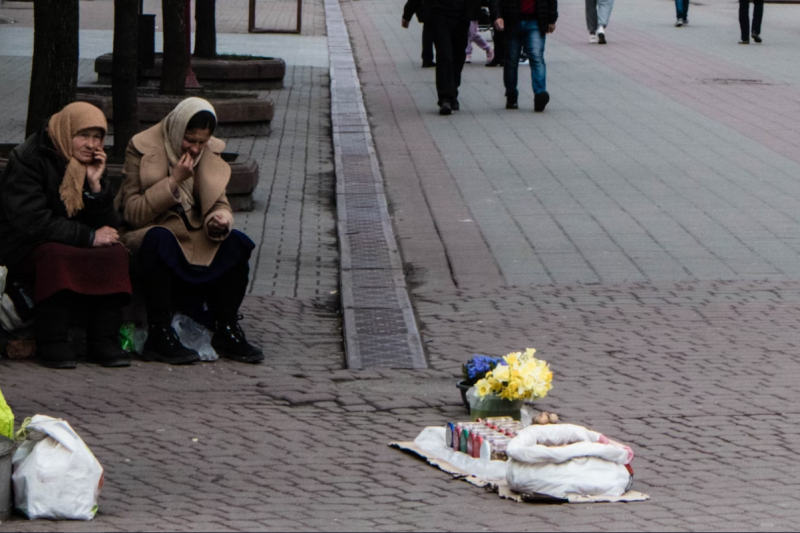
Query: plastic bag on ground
[[119, 323, 136, 352], [506, 424, 634, 499], [171, 314, 218, 361], [0, 294, 29, 332], [12, 415, 103, 520], [0, 388, 12, 440]]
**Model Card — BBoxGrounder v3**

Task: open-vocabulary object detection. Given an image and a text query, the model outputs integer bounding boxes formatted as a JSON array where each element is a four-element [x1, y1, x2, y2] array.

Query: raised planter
[[94, 53, 286, 89], [0, 146, 259, 212], [75, 87, 273, 138]]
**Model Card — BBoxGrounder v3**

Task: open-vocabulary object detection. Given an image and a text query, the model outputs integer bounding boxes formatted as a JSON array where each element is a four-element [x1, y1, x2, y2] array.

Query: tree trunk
[[160, 0, 188, 95], [113, 0, 140, 157], [194, 0, 217, 58], [26, 0, 79, 138]]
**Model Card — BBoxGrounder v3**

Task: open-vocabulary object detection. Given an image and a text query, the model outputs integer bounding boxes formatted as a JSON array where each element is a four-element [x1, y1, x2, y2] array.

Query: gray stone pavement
[[4, 0, 800, 530]]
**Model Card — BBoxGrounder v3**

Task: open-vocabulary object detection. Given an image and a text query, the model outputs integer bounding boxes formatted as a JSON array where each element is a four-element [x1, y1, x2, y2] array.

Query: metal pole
[[185, 0, 200, 87]]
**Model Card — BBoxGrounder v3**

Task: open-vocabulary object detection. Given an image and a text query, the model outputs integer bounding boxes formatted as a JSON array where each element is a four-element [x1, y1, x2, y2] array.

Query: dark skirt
[[139, 227, 255, 282], [18, 242, 132, 303]]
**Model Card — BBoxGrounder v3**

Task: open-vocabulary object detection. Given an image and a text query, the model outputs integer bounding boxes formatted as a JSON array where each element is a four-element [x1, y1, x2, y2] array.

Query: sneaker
[[597, 25, 607, 44], [212, 319, 264, 364], [674, 19, 683, 27], [589, 33, 598, 43], [485, 47, 495, 64], [439, 101, 452, 115], [534, 91, 550, 112], [465, 53, 472, 63], [752, 33, 762, 43], [506, 96, 518, 109], [682, 18, 688, 25], [738, 39, 749, 44], [519, 57, 529, 65], [451, 99, 460, 111], [142, 323, 201, 365]]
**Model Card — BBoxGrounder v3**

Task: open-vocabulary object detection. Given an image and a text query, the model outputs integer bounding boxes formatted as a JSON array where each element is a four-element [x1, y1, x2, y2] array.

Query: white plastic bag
[[0, 294, 29, 331], [12, 415, 104, 520], [171, 314, 218, 361], [506, 424, 634, 499]]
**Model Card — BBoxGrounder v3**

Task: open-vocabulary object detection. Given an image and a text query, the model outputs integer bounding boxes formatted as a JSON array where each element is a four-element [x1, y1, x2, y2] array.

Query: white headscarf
[[160, 97, 217, 170]]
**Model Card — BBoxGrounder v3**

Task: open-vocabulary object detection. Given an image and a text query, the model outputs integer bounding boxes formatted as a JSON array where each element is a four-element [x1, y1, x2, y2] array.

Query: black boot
[[211, 317, 264, 364], [37, 342, 78, 369], [142, 323, 200, 365], [35, 292, 78, 369], [86, 295, 131, 368]]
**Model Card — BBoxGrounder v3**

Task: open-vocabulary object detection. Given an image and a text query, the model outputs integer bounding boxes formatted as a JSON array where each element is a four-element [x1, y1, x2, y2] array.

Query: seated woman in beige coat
[[116, 97, 263, 365]]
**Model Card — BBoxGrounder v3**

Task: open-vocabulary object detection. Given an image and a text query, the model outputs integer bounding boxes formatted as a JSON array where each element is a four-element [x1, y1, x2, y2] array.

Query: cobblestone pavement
[[5, 0, 800, 531]]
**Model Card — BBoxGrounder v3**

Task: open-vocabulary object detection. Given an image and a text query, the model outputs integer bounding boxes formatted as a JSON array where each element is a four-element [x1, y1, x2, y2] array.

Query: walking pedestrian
[[466, 20, 494, 65], [403, 0, 482, 115], [486, 25, 505, 66], [585, 0, 613, 44], [738, 0, 764, 44], [402, 0, 436, 67], [674, 0, 689, 27], [490, 0, 558, 112]]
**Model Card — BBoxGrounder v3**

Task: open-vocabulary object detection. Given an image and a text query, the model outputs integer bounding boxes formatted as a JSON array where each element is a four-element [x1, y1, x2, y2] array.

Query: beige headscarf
[[47, 102, 108, 218], [161, 97, 217, 170]]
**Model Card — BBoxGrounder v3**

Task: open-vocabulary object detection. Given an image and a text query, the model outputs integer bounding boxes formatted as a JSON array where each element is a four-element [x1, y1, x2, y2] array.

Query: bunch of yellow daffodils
[[474, 348, 552, 401]]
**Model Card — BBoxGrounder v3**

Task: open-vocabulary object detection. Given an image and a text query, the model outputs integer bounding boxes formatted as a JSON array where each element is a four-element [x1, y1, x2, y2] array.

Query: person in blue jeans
[[491, 0, 558, 112], [674, 0, 689, 27]]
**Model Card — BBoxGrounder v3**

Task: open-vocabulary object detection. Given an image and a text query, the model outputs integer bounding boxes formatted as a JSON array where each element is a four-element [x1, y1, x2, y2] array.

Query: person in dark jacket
[[0, 102, 132, 369], [402, 0, 435, 67], [491, 0, 558, 112], [403, 0, 482, 115]]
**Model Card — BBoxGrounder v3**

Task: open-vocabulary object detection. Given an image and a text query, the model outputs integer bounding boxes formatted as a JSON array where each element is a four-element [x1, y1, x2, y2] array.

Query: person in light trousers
[[586, 0, 614, 44]]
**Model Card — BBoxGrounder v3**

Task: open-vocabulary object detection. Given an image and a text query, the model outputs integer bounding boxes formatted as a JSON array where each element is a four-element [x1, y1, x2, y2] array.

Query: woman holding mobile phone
[[116, 97, 263, 365], [0, 102, 132, 369]]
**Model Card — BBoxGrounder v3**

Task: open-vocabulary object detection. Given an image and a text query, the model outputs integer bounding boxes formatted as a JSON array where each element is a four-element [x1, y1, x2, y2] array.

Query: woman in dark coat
[[0, 102, 132, 369]]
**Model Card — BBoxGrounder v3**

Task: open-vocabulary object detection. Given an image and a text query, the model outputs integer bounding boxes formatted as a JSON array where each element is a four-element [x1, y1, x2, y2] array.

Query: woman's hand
[[86, 148, 106, 193], [93, 226, 119, 247], [169, 152, 195, 192], [207, 212, 230, 238]]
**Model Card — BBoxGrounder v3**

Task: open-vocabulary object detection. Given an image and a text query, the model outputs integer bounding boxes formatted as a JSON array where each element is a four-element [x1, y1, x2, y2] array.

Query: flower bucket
[[456, 381, 472, 410], [467, 389, 524, 421]]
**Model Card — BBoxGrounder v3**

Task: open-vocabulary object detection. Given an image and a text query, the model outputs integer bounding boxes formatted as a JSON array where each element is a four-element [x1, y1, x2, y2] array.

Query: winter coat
[[115, 123, 234, 267], [490, 0, 558, 34], [404, 0, 482, 21], [0, 124, 117, 268]]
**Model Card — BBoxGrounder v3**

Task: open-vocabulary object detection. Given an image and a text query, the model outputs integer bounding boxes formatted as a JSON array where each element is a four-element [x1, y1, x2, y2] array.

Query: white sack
[[12, 415, 104, 520], [506, 424, 634, 499], [507, 457, 632, 498]]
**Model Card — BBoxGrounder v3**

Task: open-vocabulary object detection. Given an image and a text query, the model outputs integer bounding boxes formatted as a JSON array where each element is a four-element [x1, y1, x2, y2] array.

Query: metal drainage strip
[[325, 0, 426, 369]]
